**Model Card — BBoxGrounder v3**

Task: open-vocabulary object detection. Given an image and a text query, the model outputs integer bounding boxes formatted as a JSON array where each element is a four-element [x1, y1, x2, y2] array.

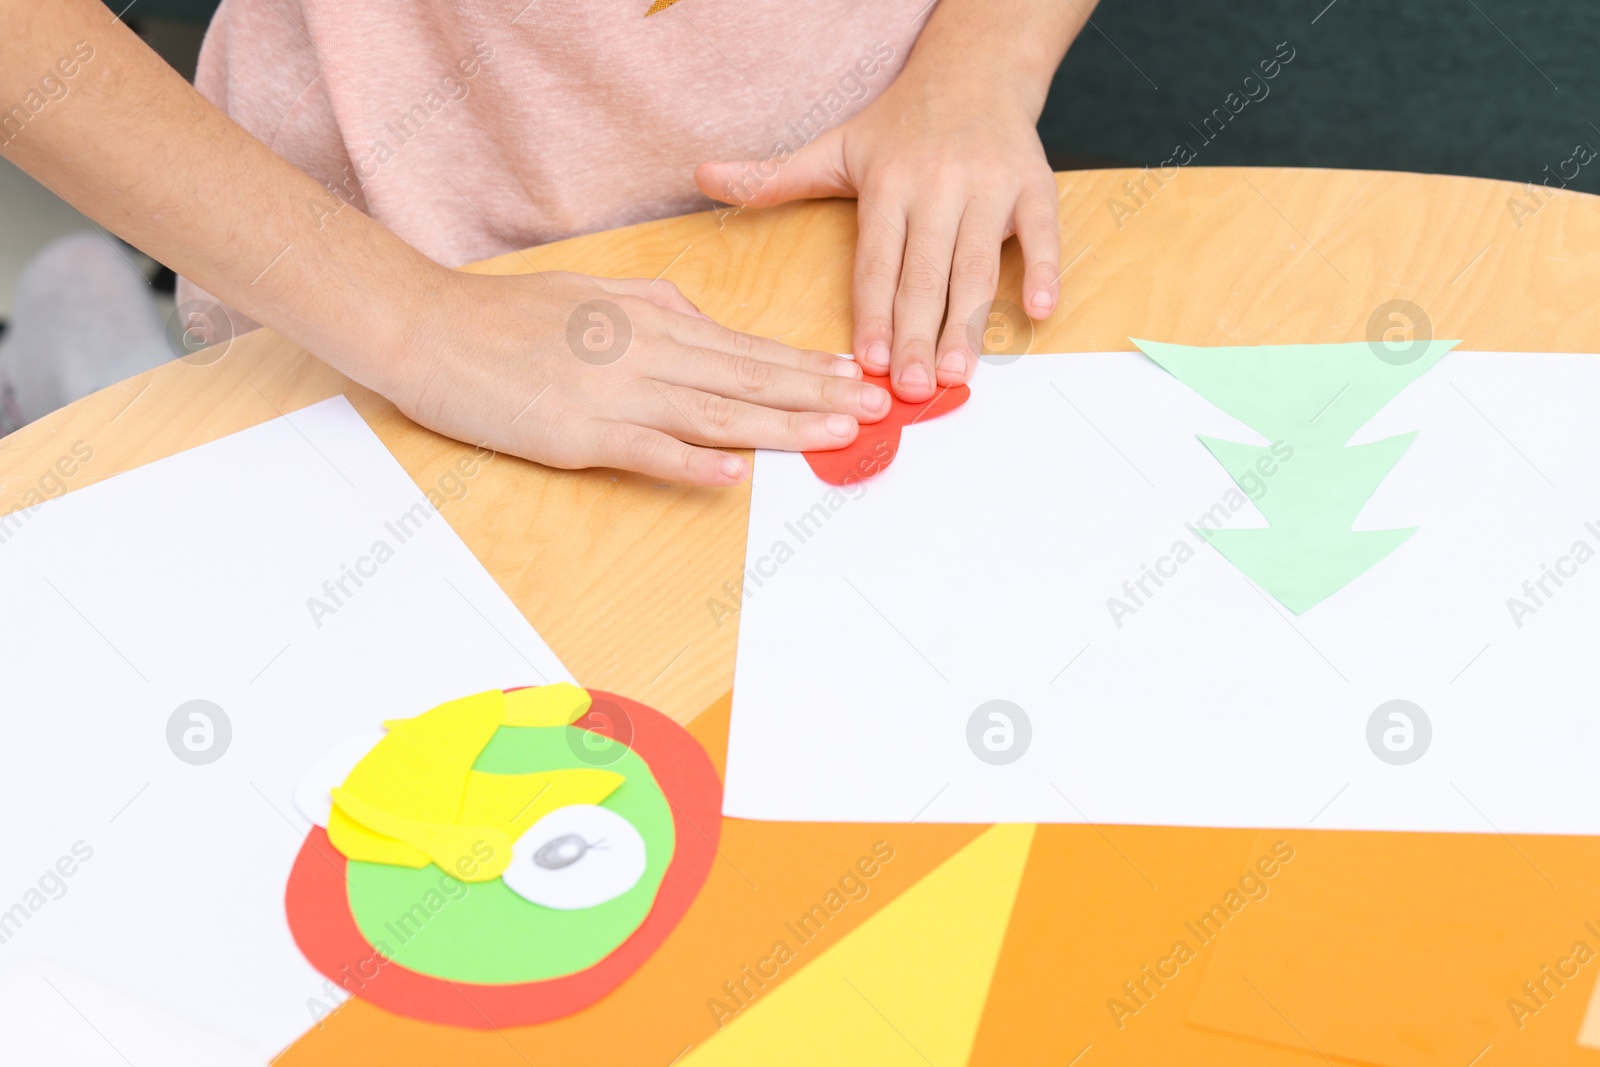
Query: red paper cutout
[[284, 690, 722, 1029], [803, 374, 970, 485]]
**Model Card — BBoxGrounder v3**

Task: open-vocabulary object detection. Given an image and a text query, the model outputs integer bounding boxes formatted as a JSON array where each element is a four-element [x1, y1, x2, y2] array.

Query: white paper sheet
[[0, 396, 570, 1059], [0, 957, 259, 1066], [727, 351, 1600, 833]]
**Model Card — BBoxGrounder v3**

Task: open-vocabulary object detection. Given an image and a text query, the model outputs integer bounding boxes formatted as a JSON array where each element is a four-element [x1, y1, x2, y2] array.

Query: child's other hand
[[390, 270, 890, 487], [695, 67, 1060, 404]]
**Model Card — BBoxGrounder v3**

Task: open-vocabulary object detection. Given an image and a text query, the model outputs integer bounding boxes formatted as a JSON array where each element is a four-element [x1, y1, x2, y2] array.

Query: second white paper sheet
[[727, 351, 1600, 833]]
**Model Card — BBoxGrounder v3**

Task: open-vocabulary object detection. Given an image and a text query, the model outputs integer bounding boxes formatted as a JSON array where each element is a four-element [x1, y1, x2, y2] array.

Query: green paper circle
[[344, 724, 676, 984]]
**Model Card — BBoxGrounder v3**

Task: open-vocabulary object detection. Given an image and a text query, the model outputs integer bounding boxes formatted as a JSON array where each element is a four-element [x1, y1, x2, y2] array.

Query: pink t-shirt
[[193, 0, 930, 272]]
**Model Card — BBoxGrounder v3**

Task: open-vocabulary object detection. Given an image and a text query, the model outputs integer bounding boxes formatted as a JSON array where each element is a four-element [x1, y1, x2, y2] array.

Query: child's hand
[[695, 75, 1059, 405], [695, 1, 1092, 405], [390, 270, 890, 487]]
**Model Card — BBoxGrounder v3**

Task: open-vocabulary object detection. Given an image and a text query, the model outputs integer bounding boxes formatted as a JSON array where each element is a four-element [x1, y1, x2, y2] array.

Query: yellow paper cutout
[[332, 788, 513, 883], [502, 682, 592, 727], [681, 823, 1036, 1067], [327, 750, 440, 868], [458, 767, 625, 843], [327, 690, 504, 868]]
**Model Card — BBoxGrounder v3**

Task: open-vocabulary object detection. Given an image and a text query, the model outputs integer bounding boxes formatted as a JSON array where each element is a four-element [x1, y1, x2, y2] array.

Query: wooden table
[[6, 168, 1599, 1065]]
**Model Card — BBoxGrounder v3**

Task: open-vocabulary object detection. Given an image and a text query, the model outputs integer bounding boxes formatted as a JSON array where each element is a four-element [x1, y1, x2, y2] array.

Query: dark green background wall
[[1037, 0, 1598, 194]]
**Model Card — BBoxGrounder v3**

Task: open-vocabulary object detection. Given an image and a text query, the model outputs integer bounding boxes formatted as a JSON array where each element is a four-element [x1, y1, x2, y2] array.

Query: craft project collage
[[5, 1, 1600, 1060], [6, 320, 1600, 1064]]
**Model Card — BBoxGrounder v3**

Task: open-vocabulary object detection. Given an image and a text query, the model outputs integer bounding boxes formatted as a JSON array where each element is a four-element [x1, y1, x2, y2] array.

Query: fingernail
[[831, 359, 863, 378], [864, 342, 890, 371], [720, 456, 745, 479], [937, 349, 968, 377], [825, 414, 855, 437], [1030, 289, 1055, 315], [863, 386, 890, 414], [899, 363, 931, 391]]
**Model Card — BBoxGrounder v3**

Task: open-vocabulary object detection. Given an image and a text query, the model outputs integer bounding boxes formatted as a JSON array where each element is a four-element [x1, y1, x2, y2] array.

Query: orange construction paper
[[1188, 830, 1600, 1067], [277, 692, 986, 1065], [802, 374, 969, 485], [968, 824, 1314, 1067]]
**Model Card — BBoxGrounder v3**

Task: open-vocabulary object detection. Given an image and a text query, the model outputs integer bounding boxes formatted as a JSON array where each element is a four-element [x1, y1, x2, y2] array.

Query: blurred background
[[1036, 1, 1598, 189], [2, 0, 1596, 428]]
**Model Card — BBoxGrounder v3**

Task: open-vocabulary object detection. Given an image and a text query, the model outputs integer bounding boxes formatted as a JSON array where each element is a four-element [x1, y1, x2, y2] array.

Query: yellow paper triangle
[[502, 683, 592, 727], [458, 767, 625, 842], [681, 824, 1036, 1067]]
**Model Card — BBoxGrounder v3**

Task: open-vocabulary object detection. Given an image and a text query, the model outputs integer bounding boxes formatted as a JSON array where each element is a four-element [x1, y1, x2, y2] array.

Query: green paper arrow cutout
[[1134, 337, 1458, 613]]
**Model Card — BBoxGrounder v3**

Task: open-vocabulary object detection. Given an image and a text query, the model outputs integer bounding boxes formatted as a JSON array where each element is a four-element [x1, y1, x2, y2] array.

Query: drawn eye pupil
[[533, 833, 591, 870]]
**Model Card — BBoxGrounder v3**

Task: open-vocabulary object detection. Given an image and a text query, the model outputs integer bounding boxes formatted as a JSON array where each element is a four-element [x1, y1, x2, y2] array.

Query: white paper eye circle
[[292, 730, 387, 827], [502, 805, 647, 910]]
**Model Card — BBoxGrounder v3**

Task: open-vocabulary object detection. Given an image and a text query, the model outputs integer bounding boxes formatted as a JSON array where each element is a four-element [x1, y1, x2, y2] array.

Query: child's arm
[[696, 0, 1093, 402], [2, 0, 889, 486]]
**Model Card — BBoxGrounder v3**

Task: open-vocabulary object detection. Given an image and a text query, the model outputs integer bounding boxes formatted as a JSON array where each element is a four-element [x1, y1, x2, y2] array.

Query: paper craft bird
[[286, 682, 721, 1029]]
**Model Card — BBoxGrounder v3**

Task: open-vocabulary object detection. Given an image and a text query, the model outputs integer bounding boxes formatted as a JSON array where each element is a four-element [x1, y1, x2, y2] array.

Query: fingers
[[658, 342, 890, 422], [670, 316, 862, 382], [629, 381, 860, 452], [851, 192, 907, 377], [888, 199, 963, 402], [580, 419, 747, 487], [695, 128, 849, 209], [1014, 176, 1062, 320], [935, 200, 1010, 387], [593, 276, 708, 319]]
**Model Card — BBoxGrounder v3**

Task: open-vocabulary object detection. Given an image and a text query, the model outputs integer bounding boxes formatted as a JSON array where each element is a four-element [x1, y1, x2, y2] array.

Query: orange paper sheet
[[969, 825, 1317, 1067], [1187, 830, 1600, 1067]]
